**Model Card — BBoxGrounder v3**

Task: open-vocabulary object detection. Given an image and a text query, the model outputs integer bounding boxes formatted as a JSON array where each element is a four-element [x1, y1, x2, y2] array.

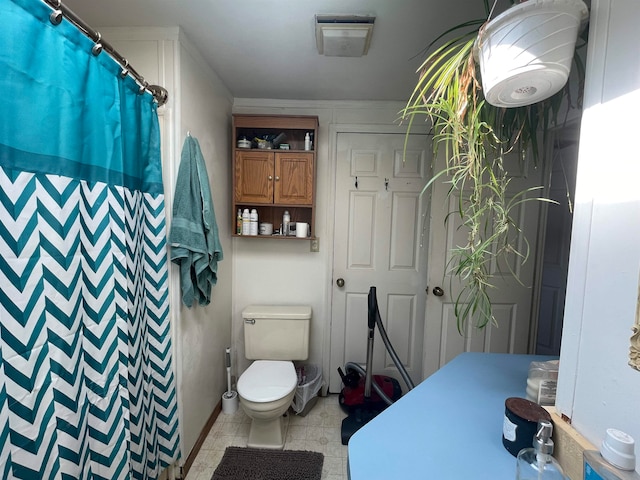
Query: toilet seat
[[238, 360, 297, 403]]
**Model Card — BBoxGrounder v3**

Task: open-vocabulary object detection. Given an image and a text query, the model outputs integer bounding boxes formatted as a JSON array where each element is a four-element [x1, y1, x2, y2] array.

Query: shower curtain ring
[[120, 60, 130, 78], [91, 32, 103, 56], [49, 9, 63, 25], [48, 0, 63, 25]]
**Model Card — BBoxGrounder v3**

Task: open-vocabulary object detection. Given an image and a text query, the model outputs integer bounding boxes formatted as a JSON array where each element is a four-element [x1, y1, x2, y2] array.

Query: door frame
[[323, 116, 580, 391], [528, 118, 582, 354], [322, 122, 431, 392]]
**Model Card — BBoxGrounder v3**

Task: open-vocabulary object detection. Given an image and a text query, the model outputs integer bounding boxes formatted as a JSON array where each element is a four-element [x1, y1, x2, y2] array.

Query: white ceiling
[[60, 0, 508, 102]]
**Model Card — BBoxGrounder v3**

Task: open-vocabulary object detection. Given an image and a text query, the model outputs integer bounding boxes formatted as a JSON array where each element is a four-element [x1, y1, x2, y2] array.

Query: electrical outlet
[[310, 238, 320, 252]]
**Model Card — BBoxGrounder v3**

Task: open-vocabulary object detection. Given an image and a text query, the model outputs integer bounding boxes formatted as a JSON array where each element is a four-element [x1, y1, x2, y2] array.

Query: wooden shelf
[[232, 114, 318, 241], [232, 234, 316, 240]]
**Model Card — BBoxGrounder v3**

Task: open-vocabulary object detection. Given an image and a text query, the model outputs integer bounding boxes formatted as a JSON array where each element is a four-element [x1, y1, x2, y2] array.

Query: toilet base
[[246, 414, 289, 450]]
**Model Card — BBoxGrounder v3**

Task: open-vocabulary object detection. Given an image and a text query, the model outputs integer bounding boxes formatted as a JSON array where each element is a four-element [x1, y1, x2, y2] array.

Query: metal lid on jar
[[505, 397, 552, 423]]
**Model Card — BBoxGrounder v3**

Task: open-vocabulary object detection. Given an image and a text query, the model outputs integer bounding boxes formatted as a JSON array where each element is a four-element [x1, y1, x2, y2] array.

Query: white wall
[[100, 27, 234, 461], [174, 31, 233, 459], [230, 100, 411, 382], [556, 0, 640, 469]]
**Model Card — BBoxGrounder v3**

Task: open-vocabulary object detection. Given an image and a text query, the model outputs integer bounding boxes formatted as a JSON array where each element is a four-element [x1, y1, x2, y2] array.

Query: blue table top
[[347, 352, 557, 480]]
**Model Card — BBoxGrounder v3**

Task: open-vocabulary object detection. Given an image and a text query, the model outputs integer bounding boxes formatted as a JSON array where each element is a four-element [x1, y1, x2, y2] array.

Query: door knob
[[433, 286, 444, 297], [336, 278, 345, 288]]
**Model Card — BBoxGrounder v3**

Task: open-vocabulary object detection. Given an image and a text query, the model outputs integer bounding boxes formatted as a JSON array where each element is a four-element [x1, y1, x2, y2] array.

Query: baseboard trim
[[182, 400, 222, 478]]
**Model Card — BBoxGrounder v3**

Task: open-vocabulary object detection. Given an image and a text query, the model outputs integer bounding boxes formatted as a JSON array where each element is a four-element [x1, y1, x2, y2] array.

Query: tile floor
[[185, 394, 349, 480]]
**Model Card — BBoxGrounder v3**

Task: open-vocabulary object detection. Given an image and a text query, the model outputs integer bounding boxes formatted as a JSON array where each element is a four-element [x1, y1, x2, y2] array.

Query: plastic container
[[259, 222, 273, 235], [250, 209, 258, 236], [236, 209, 242, 235], [304, 132, 311, 151], [584, 429, 639, 480], [503, 397, 552, 457], [526, 360, 559, 405], [256, 139, 272, 149], [222, 391, 238, 414], [585, 451, 640, 480], [475, 0, 588, 107], [237, 137, 251, 148], [291, 364, 323, 416], [242, 208, 250, 235], [282, 210, 290, 236]]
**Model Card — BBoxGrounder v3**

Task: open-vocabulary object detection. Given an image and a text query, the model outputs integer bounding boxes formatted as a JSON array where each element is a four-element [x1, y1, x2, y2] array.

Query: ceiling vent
[[315, 15, 375, 57]]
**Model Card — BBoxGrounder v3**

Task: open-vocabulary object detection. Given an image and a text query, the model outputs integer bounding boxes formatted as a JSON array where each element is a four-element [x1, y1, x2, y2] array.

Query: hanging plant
[[401, 0, 588, 332]]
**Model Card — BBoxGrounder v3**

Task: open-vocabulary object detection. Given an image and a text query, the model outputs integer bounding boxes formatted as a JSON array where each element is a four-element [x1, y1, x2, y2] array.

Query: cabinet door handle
[[275, 176, 280, 181], [268, 175, 273, 181]]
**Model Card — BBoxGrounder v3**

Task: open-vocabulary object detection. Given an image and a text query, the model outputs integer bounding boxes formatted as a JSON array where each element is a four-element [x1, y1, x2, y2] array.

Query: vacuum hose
[[343, 287, 416, 406], [363, 290, 377, 399], [373, 300, 416, 391]]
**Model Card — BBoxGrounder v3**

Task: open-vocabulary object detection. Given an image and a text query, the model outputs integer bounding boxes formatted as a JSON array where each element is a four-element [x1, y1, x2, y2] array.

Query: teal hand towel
[[169, 135, 223, 307]]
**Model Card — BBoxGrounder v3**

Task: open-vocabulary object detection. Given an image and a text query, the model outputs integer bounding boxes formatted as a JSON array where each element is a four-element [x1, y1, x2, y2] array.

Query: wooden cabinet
[[232, 114, 318, 239], [234, 150, 314, 205]]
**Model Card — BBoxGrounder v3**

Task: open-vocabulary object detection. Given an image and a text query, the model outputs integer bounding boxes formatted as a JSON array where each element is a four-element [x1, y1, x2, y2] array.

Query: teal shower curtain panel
[[0, 0, 180, 479]]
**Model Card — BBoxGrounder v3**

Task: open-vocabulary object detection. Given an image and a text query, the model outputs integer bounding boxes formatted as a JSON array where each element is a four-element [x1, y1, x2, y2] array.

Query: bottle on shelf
[[250, 209, 258, 236], [283, 210, 290, 236], [242, 208, 250, 235], [584, 429, 639, 480], [516, 420, 566, 479], [236, 209, 242, 235], [304, 132, 311, 151]]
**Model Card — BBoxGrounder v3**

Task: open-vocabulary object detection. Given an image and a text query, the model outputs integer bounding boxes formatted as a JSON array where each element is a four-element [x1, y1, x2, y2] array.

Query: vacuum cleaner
[[339, 286, 415, 445]]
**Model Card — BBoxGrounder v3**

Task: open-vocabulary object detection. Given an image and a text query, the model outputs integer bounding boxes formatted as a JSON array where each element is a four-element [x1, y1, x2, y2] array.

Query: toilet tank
[[242, 305, 311, 361]]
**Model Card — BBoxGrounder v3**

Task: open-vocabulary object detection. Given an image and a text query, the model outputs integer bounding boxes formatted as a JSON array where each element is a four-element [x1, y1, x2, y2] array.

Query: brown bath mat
[[211, 446, 324, 480]]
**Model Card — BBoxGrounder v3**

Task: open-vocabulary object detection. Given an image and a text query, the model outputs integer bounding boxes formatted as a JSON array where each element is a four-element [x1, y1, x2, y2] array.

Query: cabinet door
[[235, 150, 274, 203], [275, 152, 314, 205]]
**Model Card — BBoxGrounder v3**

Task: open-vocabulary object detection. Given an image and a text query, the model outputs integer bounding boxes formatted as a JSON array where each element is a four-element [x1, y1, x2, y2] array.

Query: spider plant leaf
[[424, 20, 486, 52], [401, 5, 587, 333]]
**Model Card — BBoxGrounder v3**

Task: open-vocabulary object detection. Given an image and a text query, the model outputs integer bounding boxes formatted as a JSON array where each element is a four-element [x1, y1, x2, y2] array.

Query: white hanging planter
[[475, 0, 589, 108]]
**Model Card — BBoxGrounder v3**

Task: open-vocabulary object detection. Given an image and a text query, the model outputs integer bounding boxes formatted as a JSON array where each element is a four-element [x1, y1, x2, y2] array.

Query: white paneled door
[[329, 134, 544, 393], [422, 149, 544, 379], [329, 133, 429, 392]]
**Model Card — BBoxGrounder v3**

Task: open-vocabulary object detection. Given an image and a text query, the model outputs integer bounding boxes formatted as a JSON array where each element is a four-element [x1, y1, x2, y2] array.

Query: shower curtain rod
[[42, 0, 169, 106]]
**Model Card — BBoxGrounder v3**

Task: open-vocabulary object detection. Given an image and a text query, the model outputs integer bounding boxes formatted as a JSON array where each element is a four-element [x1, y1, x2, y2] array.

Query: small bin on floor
[[292, 364, 323, 416]]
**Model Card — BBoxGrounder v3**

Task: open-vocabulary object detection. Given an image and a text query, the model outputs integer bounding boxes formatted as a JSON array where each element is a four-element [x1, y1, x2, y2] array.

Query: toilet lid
[[237, 360, 297, 402]]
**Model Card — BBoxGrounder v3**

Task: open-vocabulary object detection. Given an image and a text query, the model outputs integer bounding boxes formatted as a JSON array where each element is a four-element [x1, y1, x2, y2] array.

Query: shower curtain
[[0, 0, 180, 479]]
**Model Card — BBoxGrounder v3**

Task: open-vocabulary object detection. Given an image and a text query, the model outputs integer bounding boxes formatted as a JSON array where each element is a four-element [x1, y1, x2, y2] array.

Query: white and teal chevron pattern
[[0, 166, 180, 479]]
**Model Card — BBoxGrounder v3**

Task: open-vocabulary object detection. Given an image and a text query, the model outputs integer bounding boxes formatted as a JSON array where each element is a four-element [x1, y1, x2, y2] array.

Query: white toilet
[[237, 305, 311, 449]]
